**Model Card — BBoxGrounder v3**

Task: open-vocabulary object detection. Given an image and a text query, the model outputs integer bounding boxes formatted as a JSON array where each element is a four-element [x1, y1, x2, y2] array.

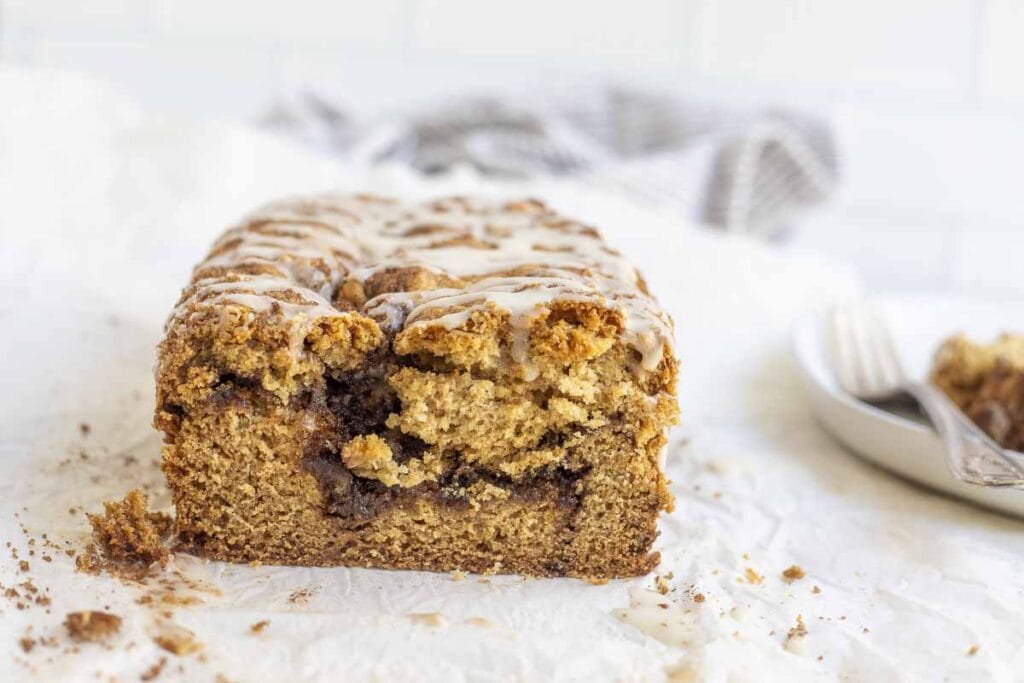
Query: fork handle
[[907, 381, 1024, 488]]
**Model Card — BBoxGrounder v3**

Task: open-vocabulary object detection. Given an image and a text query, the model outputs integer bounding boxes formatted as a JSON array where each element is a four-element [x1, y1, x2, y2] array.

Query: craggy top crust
[[156, 194, 677, 423]]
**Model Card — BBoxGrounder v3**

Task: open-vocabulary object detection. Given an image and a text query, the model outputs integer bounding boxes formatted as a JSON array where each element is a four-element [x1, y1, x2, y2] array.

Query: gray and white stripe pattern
[[262, 88, 838, 238]]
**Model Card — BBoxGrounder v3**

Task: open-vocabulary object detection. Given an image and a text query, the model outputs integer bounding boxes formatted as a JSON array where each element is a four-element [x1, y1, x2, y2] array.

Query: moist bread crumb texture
[[932, 333, 1024, 451], [155, 195, 679, 579]]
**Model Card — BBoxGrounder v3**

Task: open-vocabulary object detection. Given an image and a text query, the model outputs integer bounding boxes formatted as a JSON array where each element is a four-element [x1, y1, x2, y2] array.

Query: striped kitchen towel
[[262, 87, 838, 238]]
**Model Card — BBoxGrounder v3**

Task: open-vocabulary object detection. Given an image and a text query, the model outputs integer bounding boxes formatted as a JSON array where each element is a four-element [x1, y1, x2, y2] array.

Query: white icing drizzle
[[170, 194, 674, 373]]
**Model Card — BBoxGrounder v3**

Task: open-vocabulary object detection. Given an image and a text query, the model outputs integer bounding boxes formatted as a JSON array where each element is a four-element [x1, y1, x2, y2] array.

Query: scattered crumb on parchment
[[64, 611, 123, 642], [407, 612, 447, 627], [140, 656, 168, 681], [783, 614, 808, 653], [152, 623, 203, 656], [288, 587, 317, 604], [782, 565, 806, 583]]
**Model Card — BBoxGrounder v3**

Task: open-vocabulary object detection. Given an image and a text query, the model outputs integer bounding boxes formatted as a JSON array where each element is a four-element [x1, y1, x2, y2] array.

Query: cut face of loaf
[[154, 195, 678, 578]]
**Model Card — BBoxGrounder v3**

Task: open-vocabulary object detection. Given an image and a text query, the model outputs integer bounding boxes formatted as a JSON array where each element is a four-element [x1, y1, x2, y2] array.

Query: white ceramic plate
[[792, 293, 1024, 518]]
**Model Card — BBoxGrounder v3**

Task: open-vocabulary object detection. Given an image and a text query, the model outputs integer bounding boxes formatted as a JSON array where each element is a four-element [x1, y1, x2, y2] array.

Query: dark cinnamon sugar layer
[[155, 195, 678, 578]]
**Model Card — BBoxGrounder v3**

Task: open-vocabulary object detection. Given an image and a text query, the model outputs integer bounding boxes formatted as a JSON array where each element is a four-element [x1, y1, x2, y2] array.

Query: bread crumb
[[743, 568, 763, 585], [64, 611, 122, 642], [968, 644, 979, 656], [140, 657, 168, 681], [786, 614, 807, 641], [812, 585, 821, 594], [249, 620, 270, 634], [782, 565, 805, 583], [654, 575, 671, 594], [153, 624, 203, 656], [18, 637, 36, 653], [450, 570, 467, 581], [157, 592, 203, 607], [466, 617, 493, 628], [407, 612, 446, 627], [693, 593, 706, 603]]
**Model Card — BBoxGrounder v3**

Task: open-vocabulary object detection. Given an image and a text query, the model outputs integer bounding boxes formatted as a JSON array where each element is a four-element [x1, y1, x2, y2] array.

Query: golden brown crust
[[154, 194, 679, 579]]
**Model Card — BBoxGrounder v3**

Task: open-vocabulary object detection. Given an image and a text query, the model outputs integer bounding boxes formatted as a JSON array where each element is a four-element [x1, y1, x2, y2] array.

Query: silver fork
[[828, 302, 1024, 487]]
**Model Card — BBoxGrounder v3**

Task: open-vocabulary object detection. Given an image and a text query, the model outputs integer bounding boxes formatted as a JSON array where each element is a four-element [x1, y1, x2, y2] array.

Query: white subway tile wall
[[9, 0, 1020, 113], [2, 0, 1023, 293], [412, 0, 698, 69], [691, 0, 976, 95], [25, 35, 280, 117], [978, 0, 1024, 102], [154, 0, 406, 48], [952, 220, 1024, 293], [4, 0, 148, 32]]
